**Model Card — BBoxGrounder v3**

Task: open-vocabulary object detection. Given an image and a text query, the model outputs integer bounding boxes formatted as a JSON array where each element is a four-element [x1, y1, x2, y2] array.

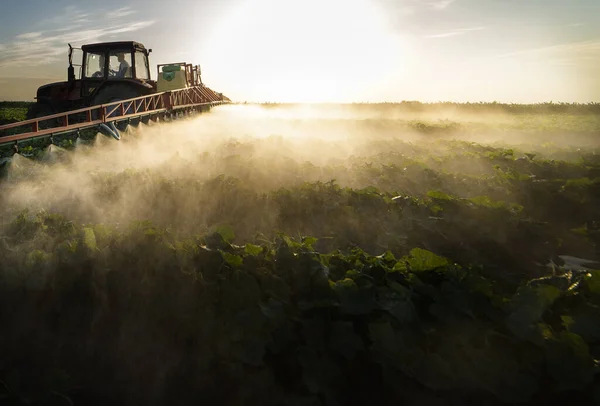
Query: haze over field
[[2, 103, 599, 239], [1, 95, 600, 405], [0, 0, 598, 103]]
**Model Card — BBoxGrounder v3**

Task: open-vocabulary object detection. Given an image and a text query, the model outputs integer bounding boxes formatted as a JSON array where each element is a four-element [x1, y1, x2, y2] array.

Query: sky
[[0, 0, 598, 103]]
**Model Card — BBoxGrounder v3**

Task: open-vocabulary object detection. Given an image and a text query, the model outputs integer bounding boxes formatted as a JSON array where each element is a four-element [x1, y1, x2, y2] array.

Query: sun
[[202, 0, 412, 102]]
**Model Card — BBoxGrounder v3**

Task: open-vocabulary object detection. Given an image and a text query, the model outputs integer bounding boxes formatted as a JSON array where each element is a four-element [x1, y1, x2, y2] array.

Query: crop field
[[0, 102, 30, 126], [0, 102, 599, 405]]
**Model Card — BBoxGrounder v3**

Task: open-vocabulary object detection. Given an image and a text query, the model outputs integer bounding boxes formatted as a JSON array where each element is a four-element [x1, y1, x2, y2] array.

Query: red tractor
[[29, 41, 157, 118]]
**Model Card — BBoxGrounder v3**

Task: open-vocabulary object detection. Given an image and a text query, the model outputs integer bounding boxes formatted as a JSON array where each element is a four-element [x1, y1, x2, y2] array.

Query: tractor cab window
[[84, 52, 107, 78], [135, 51, 150, 80], [108, 51, 133, 79], [72, 48, 83, 79]]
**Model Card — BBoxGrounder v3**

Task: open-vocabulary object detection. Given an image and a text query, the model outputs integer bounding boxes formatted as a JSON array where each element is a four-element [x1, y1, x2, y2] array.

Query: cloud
[[110, 21, 155, 34], [490, 39, 600, 68], [425, 26, 485, 39], [106, 7, 136, 19], [495, 40, 600, 60], [16, 32, 43, 40], [0, 6, 155, 70], [426, 32, 461, 38], [429, 0, 456, 10], [40, 6, 90, 27], [404, 0, 456, 10], [375, 0, 456, 18]]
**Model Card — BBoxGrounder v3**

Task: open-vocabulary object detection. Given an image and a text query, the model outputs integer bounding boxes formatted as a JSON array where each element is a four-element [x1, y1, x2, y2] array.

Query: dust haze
[[1, 102, 599, 405], [1, 103, 597, 242]]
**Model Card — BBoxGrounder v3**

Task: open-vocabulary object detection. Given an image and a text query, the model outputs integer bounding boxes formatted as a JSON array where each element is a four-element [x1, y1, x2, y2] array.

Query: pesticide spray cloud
[[0, 103, 598, 242]]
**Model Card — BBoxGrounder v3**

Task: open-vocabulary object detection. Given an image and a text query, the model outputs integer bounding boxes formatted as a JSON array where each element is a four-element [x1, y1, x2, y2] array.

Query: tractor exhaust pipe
[[68, 43, 75, 82]]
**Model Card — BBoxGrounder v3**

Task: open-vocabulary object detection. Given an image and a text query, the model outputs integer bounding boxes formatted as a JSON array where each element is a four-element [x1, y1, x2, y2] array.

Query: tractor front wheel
[[91, 84, 147, 118]]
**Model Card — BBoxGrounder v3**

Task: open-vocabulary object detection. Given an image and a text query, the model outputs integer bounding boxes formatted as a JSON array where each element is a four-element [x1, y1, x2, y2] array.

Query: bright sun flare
[[203, 0, 412, 103]]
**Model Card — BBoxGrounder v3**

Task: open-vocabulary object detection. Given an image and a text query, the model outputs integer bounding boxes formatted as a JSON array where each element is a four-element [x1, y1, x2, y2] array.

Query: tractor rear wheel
[[91, 84, 147, 118], [27, 102, 55, 119], [26, 102, 59, 130]]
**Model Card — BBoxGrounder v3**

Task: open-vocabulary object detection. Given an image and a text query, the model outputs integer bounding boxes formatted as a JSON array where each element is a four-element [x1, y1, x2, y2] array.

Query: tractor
[[29, 41, 157, 118]]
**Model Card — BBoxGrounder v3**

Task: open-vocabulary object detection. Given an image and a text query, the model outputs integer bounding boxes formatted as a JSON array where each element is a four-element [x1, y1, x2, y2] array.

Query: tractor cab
[[31, 41, 156, 117], [79, 41, 155, 100], [81, 42, 152, 82]]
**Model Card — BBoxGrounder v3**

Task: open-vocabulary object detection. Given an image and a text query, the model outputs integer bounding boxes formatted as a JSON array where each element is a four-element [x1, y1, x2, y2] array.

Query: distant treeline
[[249, 101, 600, 114], [0, 101, 33, 109], [3, 100, 600, 115]]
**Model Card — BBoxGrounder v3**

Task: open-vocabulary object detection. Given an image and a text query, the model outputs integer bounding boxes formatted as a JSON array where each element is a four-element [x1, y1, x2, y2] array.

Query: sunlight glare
[[203, 0, 412, 102]]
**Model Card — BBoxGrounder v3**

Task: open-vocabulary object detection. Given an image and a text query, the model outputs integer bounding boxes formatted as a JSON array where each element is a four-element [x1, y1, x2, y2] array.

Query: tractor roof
[[81, 41, 147, 53]]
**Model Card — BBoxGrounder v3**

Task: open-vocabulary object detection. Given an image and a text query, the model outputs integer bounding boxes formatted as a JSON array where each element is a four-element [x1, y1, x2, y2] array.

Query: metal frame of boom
[[0, 85, 230, 146]]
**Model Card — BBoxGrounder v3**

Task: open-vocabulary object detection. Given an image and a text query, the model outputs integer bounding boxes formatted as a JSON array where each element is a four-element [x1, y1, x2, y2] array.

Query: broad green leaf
[[344, 270, 361, 280], [433, 281, 475, 321], [329, 321, 364, 359], [584, 270, 600, 295], [244, 243, 263, 256], [229, 338, 266, 366], [527, 274, 572, 292], [409, 248, 450, 271], [214, 225, 235, 243], [259, 273, 291, 303], [298, 346, 341, 396], [220, 251, 243, 267], [332, 278, 378, 315], [259, 299, 286, 320], [545, 332, 596, 391], [506, 284, 561, 342], [408, 352, 454, 391], [470, 275, 494, 298], [397, 248, 450, 272], [283, 235, 301, 249], [562, 304, 600, 342], [25, 250, 51, 269], [489, 372, 539, 403], [302, 236, 318, 249], [427, 190, 454, 201], [221, 271, 262, 312], [377, 286, 415, 324], [82, 227, 97, 251], [393, 261, 409, 272], [368, 321, 398, 356], [378, 251, 396, 263]]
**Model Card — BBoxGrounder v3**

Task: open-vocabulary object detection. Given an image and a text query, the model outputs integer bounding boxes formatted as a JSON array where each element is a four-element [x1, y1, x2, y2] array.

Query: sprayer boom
[[0, 40, 231, 146]]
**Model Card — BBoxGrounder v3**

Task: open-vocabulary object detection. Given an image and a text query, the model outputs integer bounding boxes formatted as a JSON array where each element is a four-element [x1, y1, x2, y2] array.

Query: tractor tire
[[91, 84, 148, 118], [27, 102, 55, 120], [26, 102, 59, 130]]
